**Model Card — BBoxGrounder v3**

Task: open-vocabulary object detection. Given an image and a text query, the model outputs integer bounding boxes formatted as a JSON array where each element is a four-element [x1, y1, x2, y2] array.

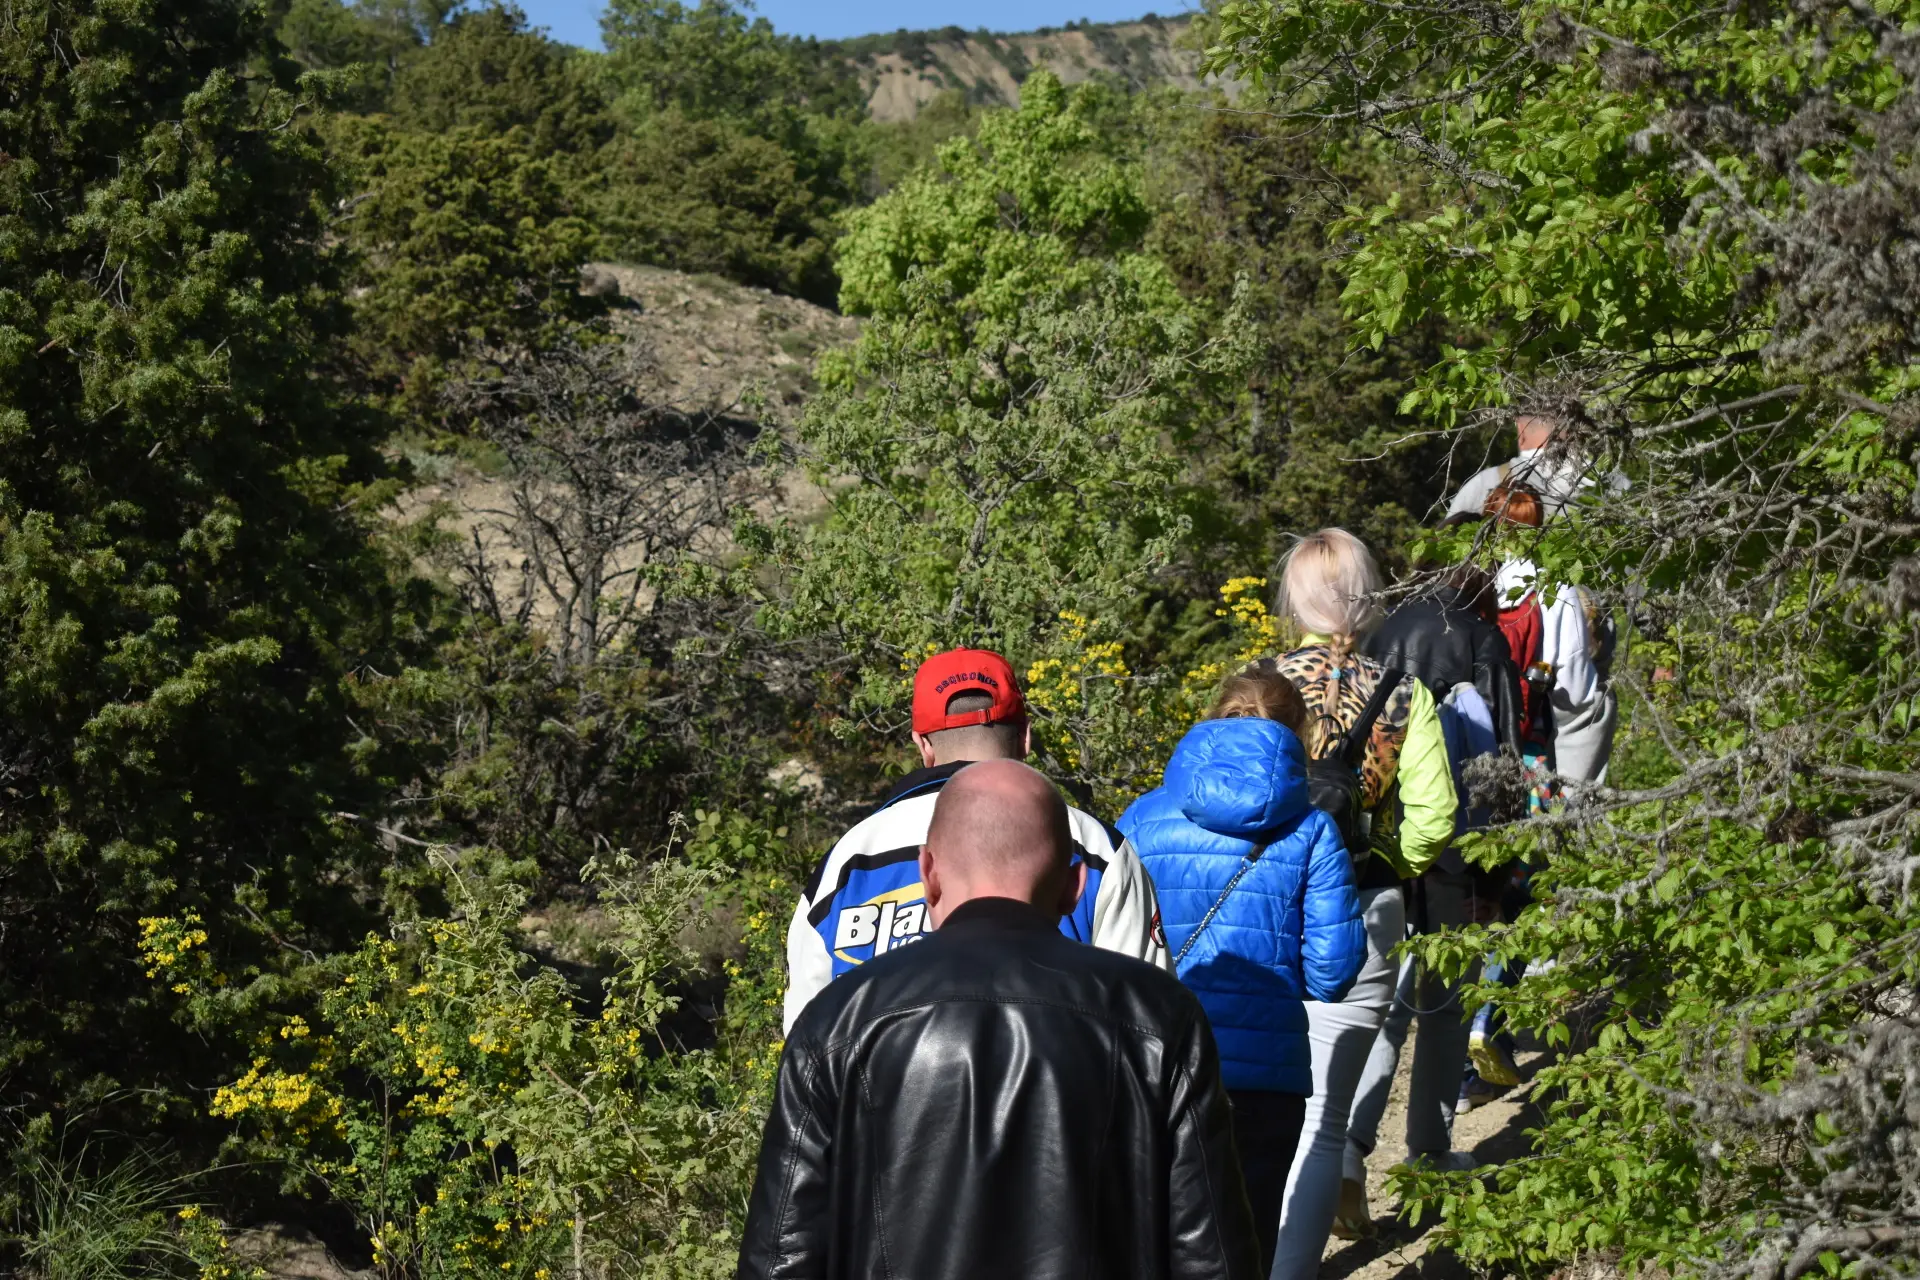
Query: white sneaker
[[1341, 1138, 1368, 1186]]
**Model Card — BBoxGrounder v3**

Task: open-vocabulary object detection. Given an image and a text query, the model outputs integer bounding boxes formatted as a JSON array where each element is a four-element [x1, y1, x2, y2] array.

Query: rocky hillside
[[395, 265, 855, 634], [586, 262, 858, 425], [842, 15, 1220, 122]]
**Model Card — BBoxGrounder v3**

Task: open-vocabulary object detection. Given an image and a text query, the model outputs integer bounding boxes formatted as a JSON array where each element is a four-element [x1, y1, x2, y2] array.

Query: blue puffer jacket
[[1118, 717, 1365, 1094]]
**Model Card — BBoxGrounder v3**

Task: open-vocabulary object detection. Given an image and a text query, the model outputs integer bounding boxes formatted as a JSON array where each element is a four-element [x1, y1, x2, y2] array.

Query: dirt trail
[[1319, 1047, 1547, 1280]]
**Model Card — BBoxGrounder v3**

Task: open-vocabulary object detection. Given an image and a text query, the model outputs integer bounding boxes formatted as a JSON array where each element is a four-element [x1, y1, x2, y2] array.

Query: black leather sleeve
[[736, 1034, 836, 1280], [1477, 644, 1525, 753], [1166, 1010, 1262, 1280]]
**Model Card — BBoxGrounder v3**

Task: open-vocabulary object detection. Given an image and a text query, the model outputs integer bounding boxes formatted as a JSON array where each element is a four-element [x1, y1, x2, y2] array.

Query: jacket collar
[[939, 897, 1060, 934], [875, 761, 970, 813]]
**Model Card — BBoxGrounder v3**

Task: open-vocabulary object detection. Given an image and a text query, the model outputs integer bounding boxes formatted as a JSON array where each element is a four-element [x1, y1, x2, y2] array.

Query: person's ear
[[919, 845, 944, 924], [912, 731, 937, 768], [1021, 720, 1032, 760], [1055, 858, 1088, 919]]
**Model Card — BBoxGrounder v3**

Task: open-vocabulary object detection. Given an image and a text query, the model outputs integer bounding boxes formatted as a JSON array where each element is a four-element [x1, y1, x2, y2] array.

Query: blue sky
[[512, 1, 1187, 48]]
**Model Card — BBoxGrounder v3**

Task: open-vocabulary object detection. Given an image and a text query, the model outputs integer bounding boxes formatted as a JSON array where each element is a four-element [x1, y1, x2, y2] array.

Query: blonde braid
[[1285, 633, 1355, 759], [1323, 631, 1355, 671], [1320, 632, 1355, 721]]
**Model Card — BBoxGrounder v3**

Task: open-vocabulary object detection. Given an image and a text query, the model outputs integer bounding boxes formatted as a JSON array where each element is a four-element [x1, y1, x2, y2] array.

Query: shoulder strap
[[1336, 667, 1405, 768], [1172, 843, 1269, 968]]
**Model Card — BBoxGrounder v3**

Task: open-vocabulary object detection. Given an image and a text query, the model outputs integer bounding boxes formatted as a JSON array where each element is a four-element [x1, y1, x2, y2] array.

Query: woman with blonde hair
[[1266, 529, 1458, 1276], [1118, 662, 1364, 1272]]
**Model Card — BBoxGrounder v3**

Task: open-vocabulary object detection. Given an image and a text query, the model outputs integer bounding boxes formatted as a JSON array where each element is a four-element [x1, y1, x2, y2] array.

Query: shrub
[[144, 813, 794, 1278]]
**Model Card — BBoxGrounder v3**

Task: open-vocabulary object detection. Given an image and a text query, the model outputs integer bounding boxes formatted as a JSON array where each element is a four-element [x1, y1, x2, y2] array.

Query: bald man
[[738, 761, 1261, 1280]]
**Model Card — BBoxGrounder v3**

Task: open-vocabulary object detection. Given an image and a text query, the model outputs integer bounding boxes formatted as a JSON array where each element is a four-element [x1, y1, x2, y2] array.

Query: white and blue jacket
[[1119, 718, 1365, 1094], [783, 762, 1170, 1033]]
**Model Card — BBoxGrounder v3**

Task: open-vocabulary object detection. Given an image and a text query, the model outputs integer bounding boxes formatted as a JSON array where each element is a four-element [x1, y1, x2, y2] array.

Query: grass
[[11, 1138, 204, 1280]]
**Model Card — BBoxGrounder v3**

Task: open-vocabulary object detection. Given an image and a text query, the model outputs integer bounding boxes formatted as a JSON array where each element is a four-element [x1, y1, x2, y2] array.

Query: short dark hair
[[924, 691, 1025, 759]]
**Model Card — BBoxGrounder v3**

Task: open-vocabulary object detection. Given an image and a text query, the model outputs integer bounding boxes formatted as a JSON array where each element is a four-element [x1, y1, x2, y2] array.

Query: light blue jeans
[[1269, 885, 1404, 1280]]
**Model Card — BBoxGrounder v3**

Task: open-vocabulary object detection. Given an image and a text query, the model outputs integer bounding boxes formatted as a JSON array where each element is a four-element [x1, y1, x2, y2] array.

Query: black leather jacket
[[738, 897, 1261, 1280], [1364, 587, 1524, 751]]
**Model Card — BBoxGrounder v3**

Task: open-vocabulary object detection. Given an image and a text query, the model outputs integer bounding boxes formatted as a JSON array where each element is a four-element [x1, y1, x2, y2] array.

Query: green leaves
[[770, 268, 1212, 728], [1212, 0, 1920, 1271], [594, 0, 867, 301], [756, 75, 1238, 759], [0, 0, 411, 1129], [384, 4, 612, 160], [594, 107, 841, 302], [837, 71, 1157, 340]]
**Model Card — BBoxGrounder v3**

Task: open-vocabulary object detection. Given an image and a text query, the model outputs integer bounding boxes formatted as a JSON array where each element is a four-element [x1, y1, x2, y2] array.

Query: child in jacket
[[1118, 674, 1364, 1270]]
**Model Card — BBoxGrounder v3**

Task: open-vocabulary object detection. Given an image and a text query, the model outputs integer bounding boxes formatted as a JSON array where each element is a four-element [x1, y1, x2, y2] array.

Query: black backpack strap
[[1171, 842, 1269, 968], [1339, 667, 1405, 768]]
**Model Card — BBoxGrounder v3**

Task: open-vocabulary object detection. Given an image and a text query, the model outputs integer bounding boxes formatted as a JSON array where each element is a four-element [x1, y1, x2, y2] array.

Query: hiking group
[[737, 417, 1621, 1280]]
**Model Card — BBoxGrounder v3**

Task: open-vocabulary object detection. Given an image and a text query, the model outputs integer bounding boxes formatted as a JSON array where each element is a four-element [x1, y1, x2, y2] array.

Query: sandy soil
[[1319, 1046, 1548, 1280]]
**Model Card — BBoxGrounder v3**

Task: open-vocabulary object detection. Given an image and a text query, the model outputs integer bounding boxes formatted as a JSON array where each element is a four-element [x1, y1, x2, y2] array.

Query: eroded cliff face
[[394, 264, 856, 634], [852, 16, 1225, 122]]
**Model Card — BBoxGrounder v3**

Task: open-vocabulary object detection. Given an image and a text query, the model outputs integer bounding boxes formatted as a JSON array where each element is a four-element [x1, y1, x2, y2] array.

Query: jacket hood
[[1163, 717, 1312, 840]]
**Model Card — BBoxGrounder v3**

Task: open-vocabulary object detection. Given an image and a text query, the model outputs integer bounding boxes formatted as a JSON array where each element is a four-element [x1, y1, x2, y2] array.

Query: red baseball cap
[[911, 648, 1026, 735]]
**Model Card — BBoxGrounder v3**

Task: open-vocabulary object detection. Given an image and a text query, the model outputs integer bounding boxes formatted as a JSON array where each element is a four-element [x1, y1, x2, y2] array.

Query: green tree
[[1144, 104, 1466, 571], [594, 0, 867, 301], [760, 74, 1252, 799], [384, 3, 612, 162], [595, 110, 841, 301], [767, 275, 1233, 800], [1212, 0, 1920, 1270], [0, 0, 417, 1129], [599, 0, 864, 137], [328, 117, 601, 419], [837, 71, 1154, 335]]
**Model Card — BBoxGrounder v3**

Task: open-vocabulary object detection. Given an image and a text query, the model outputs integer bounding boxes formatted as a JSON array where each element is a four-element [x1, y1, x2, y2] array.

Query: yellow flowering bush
[[209, 1061, 344, 1137], [137, 913, 222, 995], [145, 812, 797, 1280], [1019, 581, 1297, 812], [1193, 577, 1286, 681]]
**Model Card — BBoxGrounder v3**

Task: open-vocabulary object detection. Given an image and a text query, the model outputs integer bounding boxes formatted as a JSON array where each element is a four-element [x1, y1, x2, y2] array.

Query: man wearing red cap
[[783, 648, 1169, 1031]]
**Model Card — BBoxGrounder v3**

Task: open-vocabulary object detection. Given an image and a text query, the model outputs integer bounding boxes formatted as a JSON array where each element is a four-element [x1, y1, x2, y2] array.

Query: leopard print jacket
[[1269, 644, 1416, 812]]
